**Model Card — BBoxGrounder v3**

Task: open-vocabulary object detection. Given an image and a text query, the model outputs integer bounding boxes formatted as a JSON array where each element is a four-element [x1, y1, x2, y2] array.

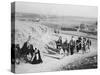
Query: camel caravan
[[11, 35, 91, 65]]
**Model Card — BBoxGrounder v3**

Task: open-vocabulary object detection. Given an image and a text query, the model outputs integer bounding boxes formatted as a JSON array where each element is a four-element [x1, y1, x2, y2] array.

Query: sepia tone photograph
[[11, 2, 98, 73]]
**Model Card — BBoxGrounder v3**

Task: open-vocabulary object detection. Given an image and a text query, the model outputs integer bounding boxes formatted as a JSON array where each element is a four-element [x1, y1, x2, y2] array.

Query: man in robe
[[31, 48, 43, 64], [56, 36, 62, 49], [69, 36, 76, 55]]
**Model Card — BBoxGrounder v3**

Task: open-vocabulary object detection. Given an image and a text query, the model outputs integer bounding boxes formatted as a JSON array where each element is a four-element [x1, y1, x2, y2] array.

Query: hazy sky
[[16, 2, 98, 18]]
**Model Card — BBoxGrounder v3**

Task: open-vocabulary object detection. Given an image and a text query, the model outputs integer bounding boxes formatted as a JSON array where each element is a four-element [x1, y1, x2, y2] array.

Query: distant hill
[[15, 12, 97, 22], [15, 12, 47, 19], [13, 12, 97, 30]]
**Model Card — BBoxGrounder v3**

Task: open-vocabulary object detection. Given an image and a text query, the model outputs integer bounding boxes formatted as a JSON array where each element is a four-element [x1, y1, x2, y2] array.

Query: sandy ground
[[14, 20, 97, 73], [15, 39, 97, 73]]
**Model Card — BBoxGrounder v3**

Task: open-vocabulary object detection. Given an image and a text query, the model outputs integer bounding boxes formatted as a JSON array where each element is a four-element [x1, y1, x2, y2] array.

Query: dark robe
[[76, 37, 82, 53], [21, 42, 34, 63], [69, 39, 75, 55], [28, 44, 34, 57], [21, 42, 28, 56], [76, 40, 81, 53], [27, 44, 35, 62], [62, 40, 69, 53], [31, 50, 43, 64], [56, 39, 62, 49]]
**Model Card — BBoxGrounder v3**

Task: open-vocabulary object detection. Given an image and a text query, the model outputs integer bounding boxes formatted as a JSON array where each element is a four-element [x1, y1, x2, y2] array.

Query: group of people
[[55, 36, 91, 56], [11, 35, 92, 64], [11, 36, 43, 65]]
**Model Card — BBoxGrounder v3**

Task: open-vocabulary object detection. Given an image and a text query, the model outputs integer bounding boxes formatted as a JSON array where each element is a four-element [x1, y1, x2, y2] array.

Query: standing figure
[[62, 39, 69, 55], [76, 37, 82, 53], [76, 39, 80, 53], [86, 38, 91, 52], [69, 36, 76, 55], [31, 48, 43, 64], [56, 36, 62, 49], [81, 37, 86, 54]]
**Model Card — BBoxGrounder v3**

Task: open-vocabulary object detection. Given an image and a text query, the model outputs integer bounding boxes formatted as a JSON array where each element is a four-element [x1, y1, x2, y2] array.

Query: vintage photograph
[[11, 2, 98, 73]]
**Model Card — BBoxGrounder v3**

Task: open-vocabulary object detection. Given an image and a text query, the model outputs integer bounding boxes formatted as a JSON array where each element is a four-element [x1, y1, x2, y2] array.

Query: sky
[[16, 2, 98, 18]]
